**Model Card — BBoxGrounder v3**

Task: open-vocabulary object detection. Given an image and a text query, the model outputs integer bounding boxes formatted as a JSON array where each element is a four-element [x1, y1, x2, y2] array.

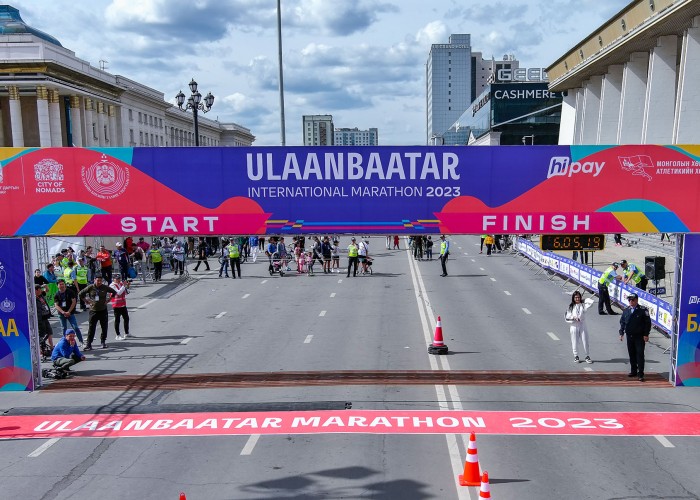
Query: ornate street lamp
[[176, 78, 214, 146]]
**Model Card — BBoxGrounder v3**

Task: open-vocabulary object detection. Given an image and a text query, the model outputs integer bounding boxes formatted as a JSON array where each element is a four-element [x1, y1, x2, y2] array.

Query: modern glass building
[[334, 127, 378, 146], [441, 82, 563, 146], [426, 34, 472, 144]]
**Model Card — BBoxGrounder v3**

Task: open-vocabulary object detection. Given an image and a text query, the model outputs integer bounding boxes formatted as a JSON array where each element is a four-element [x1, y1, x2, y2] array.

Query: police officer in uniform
[[227, 239, 242, 279], [598, 262, 621, 315], [620, 259, 648, 291], [347, 238, 359, 277], [439, 235, 450, 277], [619, 293, 651, 381]]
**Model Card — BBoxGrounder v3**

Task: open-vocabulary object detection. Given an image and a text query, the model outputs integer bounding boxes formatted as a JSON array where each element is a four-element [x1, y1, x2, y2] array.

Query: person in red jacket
[[109, 275, 131, 341]]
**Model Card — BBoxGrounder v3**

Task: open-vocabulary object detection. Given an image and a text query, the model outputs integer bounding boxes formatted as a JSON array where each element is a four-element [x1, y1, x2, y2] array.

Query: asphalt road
[[2, 236, 699, 500]]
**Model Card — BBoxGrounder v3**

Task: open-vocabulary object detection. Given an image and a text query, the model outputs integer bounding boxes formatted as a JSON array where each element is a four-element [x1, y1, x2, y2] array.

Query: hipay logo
[[547, 157, 605, 179]]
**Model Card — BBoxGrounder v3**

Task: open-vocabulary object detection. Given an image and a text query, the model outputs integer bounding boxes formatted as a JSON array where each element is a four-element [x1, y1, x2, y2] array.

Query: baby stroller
[[269, 252, 286, 277], [359, 256, 374, 275], [39, 331, 53, 362]]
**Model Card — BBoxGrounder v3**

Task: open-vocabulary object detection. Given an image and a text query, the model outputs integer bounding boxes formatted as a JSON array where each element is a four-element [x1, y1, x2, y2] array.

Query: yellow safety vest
[[63, 267, 74, 285], [150, 249, 162, 263], [625, 265, 643, 284], [440, 241, 448, 255], [599, 266, 617, 285], [227, 244, 240, 258], [348, 244, 358, 257], [76, 265, 88, 285]]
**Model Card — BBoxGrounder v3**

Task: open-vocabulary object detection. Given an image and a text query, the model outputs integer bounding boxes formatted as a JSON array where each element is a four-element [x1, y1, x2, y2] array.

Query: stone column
[[597, 65, 623, 144], [573, 88, 585, 145], [643, 35, 677, 144], [108, 105, 118, 146], [36, 86, 51, 147], [48, 89, 63, 146], [8, 86, 24, 147], [83, 98, 94, 147], [618, 52, 649, 144], [0, 104, 5, 147], [674, 17, 700, 144], [70, 96, 83, 147], [96, 102, 106, 146], [580, 76, 603, 145]]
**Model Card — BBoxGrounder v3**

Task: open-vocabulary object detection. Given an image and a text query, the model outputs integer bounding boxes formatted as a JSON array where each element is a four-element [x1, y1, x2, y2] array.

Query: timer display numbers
[[539, 234, 605, 251]]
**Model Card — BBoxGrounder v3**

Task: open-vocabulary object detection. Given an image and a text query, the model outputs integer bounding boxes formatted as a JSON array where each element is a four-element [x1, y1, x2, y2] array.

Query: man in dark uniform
[[619, 293, 652, 382]]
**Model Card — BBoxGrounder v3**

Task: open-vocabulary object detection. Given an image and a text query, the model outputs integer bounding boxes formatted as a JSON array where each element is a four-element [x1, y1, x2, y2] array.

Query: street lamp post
[[176, 78, 214, 146]]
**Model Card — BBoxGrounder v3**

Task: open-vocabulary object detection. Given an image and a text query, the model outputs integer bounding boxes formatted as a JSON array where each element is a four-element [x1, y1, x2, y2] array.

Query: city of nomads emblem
[[81, 154, 130, 199]]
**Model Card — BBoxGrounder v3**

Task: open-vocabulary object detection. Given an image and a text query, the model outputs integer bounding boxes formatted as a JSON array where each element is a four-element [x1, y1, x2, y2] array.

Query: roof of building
[[0, 5, 63, 47]]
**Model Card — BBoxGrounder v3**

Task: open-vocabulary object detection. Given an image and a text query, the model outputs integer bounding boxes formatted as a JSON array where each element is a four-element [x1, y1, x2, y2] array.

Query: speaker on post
[[645, 256, 665, 281]]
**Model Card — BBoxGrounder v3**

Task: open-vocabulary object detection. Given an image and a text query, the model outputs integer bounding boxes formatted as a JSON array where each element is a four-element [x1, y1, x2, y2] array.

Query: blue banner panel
[[676, 234, 700, 386], [0, 238, 34, 391]]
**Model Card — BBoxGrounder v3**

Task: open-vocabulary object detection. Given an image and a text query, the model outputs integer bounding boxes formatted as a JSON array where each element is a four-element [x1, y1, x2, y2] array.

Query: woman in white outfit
[[565, 290, 595, 363]]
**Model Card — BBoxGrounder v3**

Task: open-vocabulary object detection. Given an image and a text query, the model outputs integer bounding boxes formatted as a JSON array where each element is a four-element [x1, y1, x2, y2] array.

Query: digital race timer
[[539, 234, 606, 251]]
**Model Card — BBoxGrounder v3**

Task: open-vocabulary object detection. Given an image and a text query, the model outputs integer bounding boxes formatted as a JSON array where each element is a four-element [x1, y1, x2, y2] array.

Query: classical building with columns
[[0, 5, 254, 148], [547, 0, 700, 145]]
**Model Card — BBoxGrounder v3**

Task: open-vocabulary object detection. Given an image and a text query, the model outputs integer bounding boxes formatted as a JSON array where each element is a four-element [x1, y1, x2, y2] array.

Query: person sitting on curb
[[51, 329, 85, 372]]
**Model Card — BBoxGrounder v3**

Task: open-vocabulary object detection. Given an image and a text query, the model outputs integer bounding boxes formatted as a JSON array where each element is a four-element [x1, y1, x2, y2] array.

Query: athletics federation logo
[[0, 259, 6, 289], [81, 155, 130, 200], [0, 298, 14, 313], [618, 155, 653, 181]]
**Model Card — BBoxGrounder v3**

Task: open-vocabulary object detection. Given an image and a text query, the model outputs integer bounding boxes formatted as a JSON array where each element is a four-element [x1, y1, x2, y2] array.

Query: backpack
[[127, 266, 137, 279]]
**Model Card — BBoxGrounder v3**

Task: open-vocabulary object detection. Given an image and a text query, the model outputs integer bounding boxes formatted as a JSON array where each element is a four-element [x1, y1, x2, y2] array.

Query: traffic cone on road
[[479, 472, 491, 498], [458, 432, 481, 486], [428, 316, 449, 354], [179, 493, 186, 500]]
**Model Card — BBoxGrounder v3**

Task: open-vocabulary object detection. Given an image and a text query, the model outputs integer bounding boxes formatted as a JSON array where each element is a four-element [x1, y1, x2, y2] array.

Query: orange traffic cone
[[428, 315, 449, 354], [458, 432, 481, 486], [179, 493, 186, 500], [479, 471, 491, 498]]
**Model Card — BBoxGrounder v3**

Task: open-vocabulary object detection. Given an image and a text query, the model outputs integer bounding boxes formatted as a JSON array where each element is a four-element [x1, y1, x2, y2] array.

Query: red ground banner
[[2, 410, 699, 439]]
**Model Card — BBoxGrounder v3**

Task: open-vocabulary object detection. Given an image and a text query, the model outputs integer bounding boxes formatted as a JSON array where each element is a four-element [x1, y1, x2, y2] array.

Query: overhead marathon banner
[[0, 238, 35, 391], [515, 238, 673, 335], [1, 145, 700, 236]]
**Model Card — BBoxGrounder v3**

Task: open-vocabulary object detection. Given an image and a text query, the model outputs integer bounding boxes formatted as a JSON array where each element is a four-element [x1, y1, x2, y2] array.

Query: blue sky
[[12, 0, 628, 145]]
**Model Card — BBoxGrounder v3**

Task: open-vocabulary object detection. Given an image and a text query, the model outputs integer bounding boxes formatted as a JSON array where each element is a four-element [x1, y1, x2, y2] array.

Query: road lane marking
[[28, 438, 60, 457], [471, 259, 476, 262], [546, 332, 559, 341], [654, 435, 675, 448], [215, 311, 227, 319], [304, 335, 313, 344], [522, 308, 532, 315], [490, 277, 497, 282], [479, 267, 485, 271], [584, 367, 594, 372], [261, 280, 268, 284], [137, 299, 157, 309], [180, 337, 193, 345], [319, 310, 326, 317], [240, 434, 260, 455], [338, 279, 343, 283], [242, 294, 250, 299], [330, 293, 336, 298], [504, 291, 511, 296]]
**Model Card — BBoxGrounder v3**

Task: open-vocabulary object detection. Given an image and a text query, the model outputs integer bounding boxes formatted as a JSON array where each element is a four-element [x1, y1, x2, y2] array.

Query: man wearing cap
[[51, 329, 85, 372], [439, 235, 450, 277], [620, 259, 648, 291], [347, 238, 359, 277], [597, 262, 622, 315], [114, 242, 130, 281], [79, 275, 113, 350], [619, 293, 651, 381], [96, 245, 113, 283]]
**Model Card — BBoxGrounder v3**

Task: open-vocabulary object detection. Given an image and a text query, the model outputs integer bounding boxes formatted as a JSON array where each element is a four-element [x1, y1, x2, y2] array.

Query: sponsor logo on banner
[[689, 296, 700, 305], [0, 298, 14, 313], [547, 157, 605, 179], [0, 164, 20, 196], [618, 155, 653, 181], [34, 159, 65, 194], [82, 155, 130, 200]]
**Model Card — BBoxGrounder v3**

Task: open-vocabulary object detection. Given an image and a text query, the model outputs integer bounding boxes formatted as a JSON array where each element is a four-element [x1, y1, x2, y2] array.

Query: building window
[[138, 112, 142, 124], [129, 129, 134, 142], [128, 109, 133, 121]]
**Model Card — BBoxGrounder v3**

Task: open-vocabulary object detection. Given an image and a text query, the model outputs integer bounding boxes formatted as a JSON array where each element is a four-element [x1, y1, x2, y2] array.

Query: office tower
[[303, 115, 334, 145], [334, 127, 378, 146]]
